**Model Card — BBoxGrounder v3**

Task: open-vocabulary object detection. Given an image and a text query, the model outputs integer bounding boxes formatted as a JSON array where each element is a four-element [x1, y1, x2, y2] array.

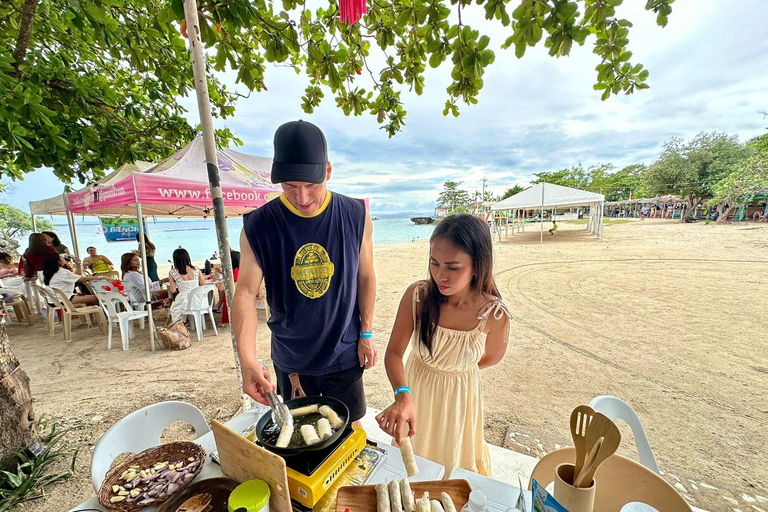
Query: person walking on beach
[[232, 120, 376, 424], [376, 214, 511, 476], [549, 220, 557, 235]]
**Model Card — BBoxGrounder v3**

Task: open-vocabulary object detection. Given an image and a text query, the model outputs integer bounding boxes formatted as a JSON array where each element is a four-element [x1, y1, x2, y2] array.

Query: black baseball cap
[[270, 120, 328, 184]]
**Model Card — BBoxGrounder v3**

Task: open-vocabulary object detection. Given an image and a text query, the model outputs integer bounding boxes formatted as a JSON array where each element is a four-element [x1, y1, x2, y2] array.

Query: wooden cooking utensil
[[570, 405, 595, 481], [573, 412, 621, 488], [573, 437, 603, 488], [175, 492, 212, 512]]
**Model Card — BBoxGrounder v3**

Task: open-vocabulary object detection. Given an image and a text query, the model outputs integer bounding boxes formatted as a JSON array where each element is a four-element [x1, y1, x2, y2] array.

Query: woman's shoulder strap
[[411, 280, 429, 324], [477, 298, 512, 342]]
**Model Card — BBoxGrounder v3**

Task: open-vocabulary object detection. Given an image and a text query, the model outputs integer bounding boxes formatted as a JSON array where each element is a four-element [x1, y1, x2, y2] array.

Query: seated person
[[42, 253, 109, 306], [0, 252, 19, 278], [120, 253, 169, 302], [83, 246, 114, 274]]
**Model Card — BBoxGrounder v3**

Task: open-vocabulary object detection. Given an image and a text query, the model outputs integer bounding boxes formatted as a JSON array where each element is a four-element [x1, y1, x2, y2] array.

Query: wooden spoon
[[570, 405, 595, 481], [573, 413, 621, 488]]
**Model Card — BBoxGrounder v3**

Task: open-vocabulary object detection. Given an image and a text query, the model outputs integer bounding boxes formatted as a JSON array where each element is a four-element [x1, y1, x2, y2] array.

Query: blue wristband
[[395, 386, 411, 396], [360, 331, 373, 339]]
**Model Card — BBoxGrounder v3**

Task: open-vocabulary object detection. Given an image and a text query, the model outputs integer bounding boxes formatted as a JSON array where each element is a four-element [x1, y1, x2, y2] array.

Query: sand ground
[[5, 219, 768, 512]]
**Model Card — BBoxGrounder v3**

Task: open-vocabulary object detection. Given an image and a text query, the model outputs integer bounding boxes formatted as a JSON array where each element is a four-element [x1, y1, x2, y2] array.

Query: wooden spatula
[[570, 405, 595, 481], [175, 493, 213, 512], [573, 436, 603, 487], [573, 412, 621, 488]]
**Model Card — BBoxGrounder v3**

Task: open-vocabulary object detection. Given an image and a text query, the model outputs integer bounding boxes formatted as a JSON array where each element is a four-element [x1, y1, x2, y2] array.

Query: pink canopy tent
[[66, 136, 281, 217]]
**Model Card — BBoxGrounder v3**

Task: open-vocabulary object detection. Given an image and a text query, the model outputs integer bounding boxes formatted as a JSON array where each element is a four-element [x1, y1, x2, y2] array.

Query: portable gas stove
[[282, 425, 367, 508]]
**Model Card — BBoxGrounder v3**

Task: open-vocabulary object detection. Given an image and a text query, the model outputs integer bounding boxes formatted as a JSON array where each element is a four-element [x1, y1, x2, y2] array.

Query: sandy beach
[[6, 219, 767, 512]]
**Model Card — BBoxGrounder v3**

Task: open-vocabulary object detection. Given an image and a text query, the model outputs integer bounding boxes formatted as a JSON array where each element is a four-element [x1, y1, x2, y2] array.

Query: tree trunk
[[0, 305, 38, 465], [717, 204, 735, 223], [12, 0, 40, 70], [683, 196, 701, 221]]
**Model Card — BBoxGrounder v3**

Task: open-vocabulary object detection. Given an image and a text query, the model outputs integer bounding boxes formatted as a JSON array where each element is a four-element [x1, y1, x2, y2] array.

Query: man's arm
[[357, 211, 377, 369], [232, 229, 273, 404]]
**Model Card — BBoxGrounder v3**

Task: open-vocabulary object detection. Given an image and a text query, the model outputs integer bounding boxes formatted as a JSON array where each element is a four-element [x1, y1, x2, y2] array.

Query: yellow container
[[227, 479, 270, 512]]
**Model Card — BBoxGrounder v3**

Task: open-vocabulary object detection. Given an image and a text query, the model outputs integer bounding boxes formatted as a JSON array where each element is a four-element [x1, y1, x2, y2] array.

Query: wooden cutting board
[[335, 479, 471, 512], [210, 420, 292, 512]]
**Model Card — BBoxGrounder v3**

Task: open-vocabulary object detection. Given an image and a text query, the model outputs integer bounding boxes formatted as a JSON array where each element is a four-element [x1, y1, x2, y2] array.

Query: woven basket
[[97, 442, 206, 511]]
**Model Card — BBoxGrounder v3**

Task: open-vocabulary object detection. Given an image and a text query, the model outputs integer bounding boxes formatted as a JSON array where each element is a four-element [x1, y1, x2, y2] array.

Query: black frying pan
[[255, 395, 350, 456]]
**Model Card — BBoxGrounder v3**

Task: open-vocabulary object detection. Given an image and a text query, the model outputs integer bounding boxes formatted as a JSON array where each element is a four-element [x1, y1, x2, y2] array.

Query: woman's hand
[[375, 393, 416, 445], [241, 361, 274, 405]]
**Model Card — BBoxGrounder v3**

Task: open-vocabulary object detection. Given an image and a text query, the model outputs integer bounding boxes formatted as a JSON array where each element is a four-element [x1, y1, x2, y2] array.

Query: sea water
[[44, 213, 436, 265]]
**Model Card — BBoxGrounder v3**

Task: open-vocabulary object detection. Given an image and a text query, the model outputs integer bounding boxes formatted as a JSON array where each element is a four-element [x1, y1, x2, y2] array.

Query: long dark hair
[[42, 253, 62, 286], [136, 233, 156, 252], [26, 233, 50, 256], [121, 253, 138, 278], [173, 248, 194, 275], [42, 231, 62, 246], [418, 214, 500, 355]]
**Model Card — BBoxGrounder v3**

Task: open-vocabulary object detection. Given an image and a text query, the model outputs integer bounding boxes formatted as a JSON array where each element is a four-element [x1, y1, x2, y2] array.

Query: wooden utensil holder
[[553, 463, 595, 512]]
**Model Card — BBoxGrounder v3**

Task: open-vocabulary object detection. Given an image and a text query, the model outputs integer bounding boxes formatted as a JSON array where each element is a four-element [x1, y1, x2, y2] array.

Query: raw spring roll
[[416, 492, 430, 512], [317, 418, 333, 440], [290, 404, 319, 417], [400, 478, 415, 512], [376, 482, 391, 512], [440, 492, 457, 512], [319, 405, 344, 428], [430, 500, 445, 512], [397, 437, 419, 477], [275, 424, 294, 448], [300, 424, 320, 445], [388, 479, 404, 512]]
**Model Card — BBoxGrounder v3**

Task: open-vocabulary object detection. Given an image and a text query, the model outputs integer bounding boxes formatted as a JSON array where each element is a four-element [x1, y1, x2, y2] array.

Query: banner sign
[[100, 218, 147, 242]]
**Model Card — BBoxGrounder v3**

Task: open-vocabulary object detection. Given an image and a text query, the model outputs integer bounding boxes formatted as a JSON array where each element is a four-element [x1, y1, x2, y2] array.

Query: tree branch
[[12, 0, 40, 70]]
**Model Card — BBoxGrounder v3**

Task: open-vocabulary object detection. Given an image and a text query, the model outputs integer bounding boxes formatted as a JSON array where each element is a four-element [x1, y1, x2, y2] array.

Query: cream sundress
[[404, 281, 511, 476]]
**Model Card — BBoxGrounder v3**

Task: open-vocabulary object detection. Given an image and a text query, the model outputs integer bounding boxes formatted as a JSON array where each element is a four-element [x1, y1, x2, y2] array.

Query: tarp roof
[[29, 161, 154, 215], [65, 136, 281, 217], [491, 183, 605, 211]]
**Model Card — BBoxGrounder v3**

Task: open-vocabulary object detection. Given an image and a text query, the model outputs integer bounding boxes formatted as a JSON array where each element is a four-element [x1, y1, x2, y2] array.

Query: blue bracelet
[[360, 331, 373, 339], [395, 386, 411, 396]]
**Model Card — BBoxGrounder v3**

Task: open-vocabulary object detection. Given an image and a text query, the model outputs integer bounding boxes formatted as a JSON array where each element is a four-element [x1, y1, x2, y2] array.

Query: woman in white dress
[[168, 248, 205, 323]]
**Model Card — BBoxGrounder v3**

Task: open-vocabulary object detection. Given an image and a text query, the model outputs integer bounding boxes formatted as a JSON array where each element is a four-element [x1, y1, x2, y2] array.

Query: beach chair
[[95, 291, 148, 350], [181, 284, 218, 341], [34, 284, 63, 335], [589, 395, 660, 475], [52, 288, 107, 342], [529, 447, 691, 512], [3, 294, 33, 327], [90, 401, 210, 492]]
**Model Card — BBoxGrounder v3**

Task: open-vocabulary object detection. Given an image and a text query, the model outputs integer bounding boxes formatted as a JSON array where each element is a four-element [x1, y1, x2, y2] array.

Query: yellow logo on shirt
[[291, 243, 334, 299]]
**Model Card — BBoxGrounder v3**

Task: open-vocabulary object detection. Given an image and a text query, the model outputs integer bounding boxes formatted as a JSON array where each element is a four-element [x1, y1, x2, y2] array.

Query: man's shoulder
[[331, 192, 366, 213], [244, 197, 282, 224]]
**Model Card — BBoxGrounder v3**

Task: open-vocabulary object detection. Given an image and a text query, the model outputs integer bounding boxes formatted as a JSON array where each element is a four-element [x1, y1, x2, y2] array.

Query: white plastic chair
[[181, 284, 218, 341], [95, 291, 148, 350], [90, 401, 210, 492], [123, 281, 148, 329], [589, 395, 660, 475]]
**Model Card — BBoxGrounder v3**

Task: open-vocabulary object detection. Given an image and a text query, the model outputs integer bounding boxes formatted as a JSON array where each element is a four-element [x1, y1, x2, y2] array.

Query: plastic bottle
[[460, 490, 489, 512], [41, 308, 48, 321]]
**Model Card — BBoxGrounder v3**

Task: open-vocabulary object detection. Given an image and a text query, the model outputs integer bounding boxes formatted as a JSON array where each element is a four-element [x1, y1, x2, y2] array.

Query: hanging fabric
[[339, 0, 367, 25]]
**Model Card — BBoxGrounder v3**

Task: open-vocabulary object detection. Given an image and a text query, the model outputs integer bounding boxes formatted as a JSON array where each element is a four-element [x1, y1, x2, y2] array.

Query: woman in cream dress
[[377, 214, 511, 476], [169, 248, 205, 323]]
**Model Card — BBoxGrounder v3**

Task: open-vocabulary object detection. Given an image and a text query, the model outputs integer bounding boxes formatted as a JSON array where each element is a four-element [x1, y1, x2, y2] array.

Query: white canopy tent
[[491, 182, 605, 242]]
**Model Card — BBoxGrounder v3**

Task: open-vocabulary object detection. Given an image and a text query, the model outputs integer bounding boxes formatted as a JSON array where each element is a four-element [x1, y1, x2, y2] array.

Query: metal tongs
[[258, 359, 293, 429]]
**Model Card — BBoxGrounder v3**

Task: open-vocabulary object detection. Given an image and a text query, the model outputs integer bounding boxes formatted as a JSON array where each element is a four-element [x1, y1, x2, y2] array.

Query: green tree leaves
[[437, 180, 472, 212]]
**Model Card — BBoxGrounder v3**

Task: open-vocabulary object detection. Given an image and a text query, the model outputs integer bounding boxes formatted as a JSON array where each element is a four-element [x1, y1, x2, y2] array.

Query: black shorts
[[273, 364, 367, 422]]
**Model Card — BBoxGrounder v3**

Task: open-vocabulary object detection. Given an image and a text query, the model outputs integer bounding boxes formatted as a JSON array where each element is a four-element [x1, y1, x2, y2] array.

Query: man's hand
[[358, 337, 377, 369], [241, 362, 274, 405]]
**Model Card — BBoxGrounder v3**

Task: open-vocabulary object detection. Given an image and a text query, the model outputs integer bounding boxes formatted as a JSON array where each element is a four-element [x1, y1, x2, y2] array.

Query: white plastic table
[[448, 466, 529, 512], [68, 405, 444, 512]]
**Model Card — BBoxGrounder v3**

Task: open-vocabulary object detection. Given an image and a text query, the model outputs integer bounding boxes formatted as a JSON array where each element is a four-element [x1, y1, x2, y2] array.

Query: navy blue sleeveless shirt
[[243, 192, 365, 375]]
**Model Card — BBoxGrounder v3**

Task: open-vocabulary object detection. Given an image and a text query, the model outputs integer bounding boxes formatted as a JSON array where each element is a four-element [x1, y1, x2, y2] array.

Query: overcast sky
[[5, 0, 767, 213]]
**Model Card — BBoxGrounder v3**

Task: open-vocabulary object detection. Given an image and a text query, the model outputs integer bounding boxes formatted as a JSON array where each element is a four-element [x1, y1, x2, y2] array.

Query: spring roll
[[388, 479, 404, 512], [290, 404, 319, 417], [400, 478, 415, 512], [376, 482, 390, 512], [397, 437, 419, 477], [430, 500, 445, 512], [440, 492, 457, 512], [416, 492, 430, 512], [275, 424, 294, 448], [317, 418, 333, 440], [319, 405, 344, 428], [300, 424, 320, 445]]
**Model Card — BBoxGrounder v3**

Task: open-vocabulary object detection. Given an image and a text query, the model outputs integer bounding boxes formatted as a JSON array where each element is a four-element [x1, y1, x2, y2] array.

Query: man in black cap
[[232, 120, 376, 424]]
